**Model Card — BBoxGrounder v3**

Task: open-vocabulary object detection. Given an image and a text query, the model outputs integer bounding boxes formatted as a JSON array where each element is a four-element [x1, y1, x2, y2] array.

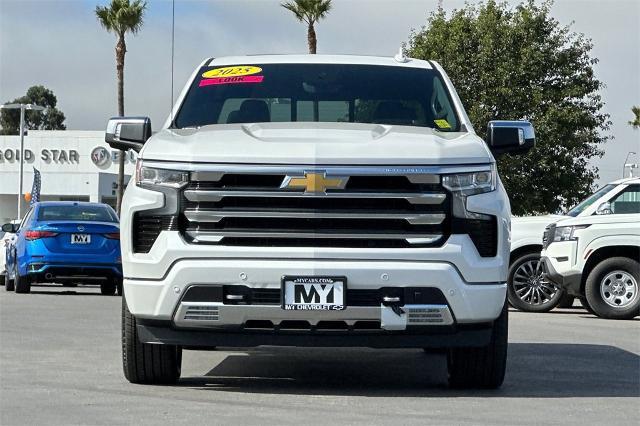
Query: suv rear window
[[38, 205, 118, 222], [174, 63, 461, 131]]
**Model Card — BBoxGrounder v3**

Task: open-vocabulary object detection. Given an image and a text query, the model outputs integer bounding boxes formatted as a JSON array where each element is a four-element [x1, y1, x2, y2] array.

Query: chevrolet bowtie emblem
[[281, 172, 348, 194]]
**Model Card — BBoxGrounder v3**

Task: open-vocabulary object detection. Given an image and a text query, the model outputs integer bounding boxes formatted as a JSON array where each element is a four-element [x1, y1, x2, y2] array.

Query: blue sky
[[1, 0, 638, 185]]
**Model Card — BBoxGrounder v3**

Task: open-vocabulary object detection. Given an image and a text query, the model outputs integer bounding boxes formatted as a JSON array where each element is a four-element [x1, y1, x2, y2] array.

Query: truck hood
[[553, 214, 640, 227], [140, 122, 493, 165]]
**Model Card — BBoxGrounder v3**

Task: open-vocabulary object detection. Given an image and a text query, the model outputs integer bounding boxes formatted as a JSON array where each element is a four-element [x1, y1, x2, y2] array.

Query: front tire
[[507, 252, 563, 312], [122, 296, 181, 384], [585, 257, 640, 320], [447, 302, 508, 389]]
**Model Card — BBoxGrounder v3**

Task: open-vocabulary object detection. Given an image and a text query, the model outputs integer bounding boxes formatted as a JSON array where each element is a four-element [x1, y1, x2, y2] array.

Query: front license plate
[[70, 234, 91, 244], [282, 276, 346, 311]]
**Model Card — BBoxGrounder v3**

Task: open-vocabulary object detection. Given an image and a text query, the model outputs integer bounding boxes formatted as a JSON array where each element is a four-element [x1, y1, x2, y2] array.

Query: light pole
[[0, 103, 45, 218], [622, 151, 637, 178]]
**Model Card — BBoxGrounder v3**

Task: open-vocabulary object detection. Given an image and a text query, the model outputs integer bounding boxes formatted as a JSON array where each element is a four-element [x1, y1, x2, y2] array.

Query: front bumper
[[124, 258, 507, 328], [541, 240, 582, 296], [541, 256, 582, 296], [136, 320, 494, 349]]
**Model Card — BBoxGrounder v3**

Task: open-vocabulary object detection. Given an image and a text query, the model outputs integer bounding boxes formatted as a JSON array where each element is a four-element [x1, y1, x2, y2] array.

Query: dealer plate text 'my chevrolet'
[[105, 54, 535, 388]]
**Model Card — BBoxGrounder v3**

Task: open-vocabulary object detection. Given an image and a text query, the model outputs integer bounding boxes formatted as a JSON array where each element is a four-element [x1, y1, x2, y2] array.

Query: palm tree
[[630, 106, 640, 129], [282, 0, 332, 54], [96, 0, 147, 214]]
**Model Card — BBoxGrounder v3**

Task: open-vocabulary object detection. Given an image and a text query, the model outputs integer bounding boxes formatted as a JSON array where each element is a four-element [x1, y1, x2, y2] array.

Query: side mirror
[[486, 120, 535, 156], [2, 223, 17, 233], [105, 117, 152, 153], [595, 202, 612, 215]]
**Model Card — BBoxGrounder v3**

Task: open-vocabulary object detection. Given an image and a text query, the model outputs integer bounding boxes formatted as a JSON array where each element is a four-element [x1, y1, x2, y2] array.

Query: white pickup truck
[[509, 178, 640, 312], [541, 178, 640, 319], [104, 54, 535, 388]]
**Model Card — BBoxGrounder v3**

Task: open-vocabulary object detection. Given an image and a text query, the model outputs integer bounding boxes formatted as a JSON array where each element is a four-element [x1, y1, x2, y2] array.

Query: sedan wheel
[[508, 253, 563, 312]]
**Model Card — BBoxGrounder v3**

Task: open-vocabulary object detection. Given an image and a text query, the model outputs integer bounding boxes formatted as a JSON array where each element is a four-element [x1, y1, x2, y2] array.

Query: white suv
[[541, 178, 640, 319], [104, 54, 535, 388]]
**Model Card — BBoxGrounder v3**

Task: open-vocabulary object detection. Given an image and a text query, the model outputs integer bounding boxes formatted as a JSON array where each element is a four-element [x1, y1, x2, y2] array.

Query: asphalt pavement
[[1, 284, 638, 426]]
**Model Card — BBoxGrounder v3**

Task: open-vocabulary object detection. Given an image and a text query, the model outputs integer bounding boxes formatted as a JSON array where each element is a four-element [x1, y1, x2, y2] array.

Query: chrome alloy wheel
[[600, 270, 639, 308], [512, 259, 560, 306]]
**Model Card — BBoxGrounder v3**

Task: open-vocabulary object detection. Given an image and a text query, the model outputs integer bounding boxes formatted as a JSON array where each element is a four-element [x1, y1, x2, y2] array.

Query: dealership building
[[0, 130, 136, 223]]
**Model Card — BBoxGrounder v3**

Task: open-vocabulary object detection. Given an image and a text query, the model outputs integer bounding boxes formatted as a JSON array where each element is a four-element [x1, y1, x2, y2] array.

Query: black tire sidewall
[[14, 265, 30, 294], [585, 257, 640, 320], [508, 252, 562, 312], [101, 282, 117, 296]]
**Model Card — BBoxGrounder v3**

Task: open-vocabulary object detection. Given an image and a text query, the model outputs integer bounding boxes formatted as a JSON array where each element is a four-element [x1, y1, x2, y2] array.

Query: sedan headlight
[[442, 165, 497, 219], [136, 160, 189, 188], [553, 225, 589, 242]]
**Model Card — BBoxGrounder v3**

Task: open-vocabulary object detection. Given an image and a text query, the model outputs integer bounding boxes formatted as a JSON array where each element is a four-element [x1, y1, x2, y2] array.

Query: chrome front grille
[[178, 166, 451, 248]]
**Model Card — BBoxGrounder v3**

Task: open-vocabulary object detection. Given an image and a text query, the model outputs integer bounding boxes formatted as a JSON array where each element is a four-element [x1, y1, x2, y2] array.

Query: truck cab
[[106, 54, 534, 388]]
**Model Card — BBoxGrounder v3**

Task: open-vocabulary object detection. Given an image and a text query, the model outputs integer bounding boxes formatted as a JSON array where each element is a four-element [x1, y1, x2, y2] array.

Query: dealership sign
[[0, 147, 135, 166]]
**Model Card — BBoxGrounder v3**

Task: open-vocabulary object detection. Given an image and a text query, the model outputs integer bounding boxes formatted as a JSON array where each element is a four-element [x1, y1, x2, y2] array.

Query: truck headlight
[[442, 165, 496, 219], [553, 225, 589, 242], [442, 166, 496, 196], [136, 160, 189, 188]]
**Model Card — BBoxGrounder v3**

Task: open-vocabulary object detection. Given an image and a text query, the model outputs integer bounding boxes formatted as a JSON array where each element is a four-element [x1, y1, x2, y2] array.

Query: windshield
[[38, 205, 118, 222], [566, 184, 616, 217], [174, 63, 461, 131]]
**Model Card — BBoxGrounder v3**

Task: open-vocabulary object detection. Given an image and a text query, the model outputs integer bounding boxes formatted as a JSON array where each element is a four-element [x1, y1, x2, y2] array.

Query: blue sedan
[[2, 201, 122, 295]]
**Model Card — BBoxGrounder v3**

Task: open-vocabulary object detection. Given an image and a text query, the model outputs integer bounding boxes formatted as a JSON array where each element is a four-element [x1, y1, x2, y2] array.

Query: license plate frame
[[70, 234, 91, 244], [281, 276, 347, 311]]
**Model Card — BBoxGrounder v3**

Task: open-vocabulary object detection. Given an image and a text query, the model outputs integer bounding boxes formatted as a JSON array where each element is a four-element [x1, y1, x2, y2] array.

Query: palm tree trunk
[[115, 34, 126, 215], [307, 23, 317, 54]]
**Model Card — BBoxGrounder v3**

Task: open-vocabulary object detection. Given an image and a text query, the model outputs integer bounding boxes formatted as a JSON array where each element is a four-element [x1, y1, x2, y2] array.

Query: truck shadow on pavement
[[180, 343, 640, 397]]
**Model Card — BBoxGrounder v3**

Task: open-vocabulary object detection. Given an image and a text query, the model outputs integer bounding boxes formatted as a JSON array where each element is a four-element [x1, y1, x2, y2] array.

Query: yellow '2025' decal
[[202, 66, 262, 79]]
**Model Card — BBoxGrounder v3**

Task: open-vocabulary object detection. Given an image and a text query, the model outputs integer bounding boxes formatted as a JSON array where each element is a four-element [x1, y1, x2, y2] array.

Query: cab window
[[608, 184, 640, 214]]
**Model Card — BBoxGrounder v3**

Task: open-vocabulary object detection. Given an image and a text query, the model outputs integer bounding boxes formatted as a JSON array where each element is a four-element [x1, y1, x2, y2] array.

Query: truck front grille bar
[[175, 165, 454, 248]]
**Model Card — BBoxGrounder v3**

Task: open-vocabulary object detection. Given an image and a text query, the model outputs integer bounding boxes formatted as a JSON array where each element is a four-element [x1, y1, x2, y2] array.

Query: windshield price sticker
[[434, 119, 452, 129], [199, 65, 264, 87]]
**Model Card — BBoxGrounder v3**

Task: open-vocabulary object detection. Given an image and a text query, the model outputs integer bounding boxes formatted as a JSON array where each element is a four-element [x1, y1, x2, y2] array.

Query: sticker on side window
[[199, 65, 264, 87], [434, 119, 451, 129]]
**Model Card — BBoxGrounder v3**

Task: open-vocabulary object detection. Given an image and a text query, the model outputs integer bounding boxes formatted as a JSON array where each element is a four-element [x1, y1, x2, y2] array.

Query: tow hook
[[382, 296, 405, 317], [381, 296, 407, 331]]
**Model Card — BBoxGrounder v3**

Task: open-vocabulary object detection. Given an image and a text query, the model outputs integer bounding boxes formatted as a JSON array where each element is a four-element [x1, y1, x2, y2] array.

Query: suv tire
[[447, 301, 508, 389], [508, 252, 562, 312], [122, 296, 182, 384], [585, 257, 640, 320]]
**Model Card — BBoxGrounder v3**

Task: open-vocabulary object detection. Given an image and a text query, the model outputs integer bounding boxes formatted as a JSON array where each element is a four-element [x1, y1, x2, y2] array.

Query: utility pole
[[0, 103, 45, 218]]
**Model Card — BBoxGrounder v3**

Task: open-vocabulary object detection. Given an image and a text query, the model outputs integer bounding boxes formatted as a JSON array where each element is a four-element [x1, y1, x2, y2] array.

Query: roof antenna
[[170, 0, 175, 126], [394, 46, 409, 63]]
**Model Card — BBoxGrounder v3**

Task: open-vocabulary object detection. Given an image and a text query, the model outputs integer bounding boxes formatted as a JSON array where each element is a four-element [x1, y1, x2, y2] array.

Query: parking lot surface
[[1, 284, 638, 426]]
